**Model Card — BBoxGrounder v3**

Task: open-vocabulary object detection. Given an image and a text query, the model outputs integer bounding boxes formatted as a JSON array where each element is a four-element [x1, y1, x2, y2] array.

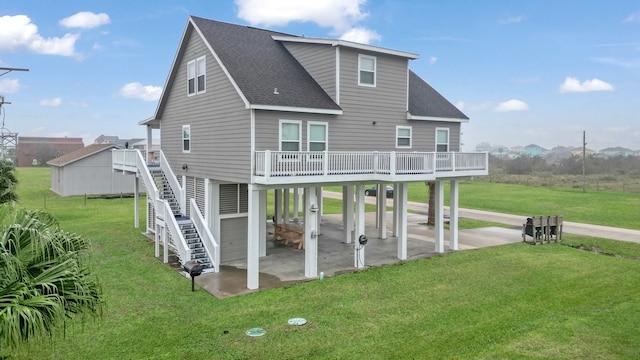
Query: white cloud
[[0, 78, 21, 93], [493, 99, 529, 112], [500, 16, 523, 24], [235, 0, 380, 44], [39, 97, 62, 107], [559, 77, 614, 93], [592, 57, 640, 69], [456, 101, 492, 111], [625, 12, 640, 22], [339, 27, 380, 44], [429, 56, 438, 64], [605, 126, 629, 132], [0, 15, 78, 56], [59, 12, 111, 29], [118, 82, 162, 102]]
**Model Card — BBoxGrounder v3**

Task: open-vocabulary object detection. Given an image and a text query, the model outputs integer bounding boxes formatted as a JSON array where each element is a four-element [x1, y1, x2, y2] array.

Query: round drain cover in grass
[[246, 327, 266, 337], [288, 318, 307, 326]]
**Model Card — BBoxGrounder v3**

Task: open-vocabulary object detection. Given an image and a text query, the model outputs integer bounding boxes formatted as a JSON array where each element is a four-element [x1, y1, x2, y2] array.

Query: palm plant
[[0, 160, 18, 204], [0, 205, 103, 352]]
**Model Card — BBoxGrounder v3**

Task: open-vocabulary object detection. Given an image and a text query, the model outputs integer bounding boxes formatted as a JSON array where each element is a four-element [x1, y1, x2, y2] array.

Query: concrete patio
[[191, 211, 523, 298]]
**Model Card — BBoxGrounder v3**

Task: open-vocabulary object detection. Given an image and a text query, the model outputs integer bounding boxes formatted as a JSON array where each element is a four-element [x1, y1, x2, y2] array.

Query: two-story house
[[113, 16, 488, 290]]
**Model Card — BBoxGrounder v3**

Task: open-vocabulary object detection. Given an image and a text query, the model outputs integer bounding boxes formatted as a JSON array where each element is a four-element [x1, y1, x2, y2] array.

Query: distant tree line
[[489, 154, 640, 176]]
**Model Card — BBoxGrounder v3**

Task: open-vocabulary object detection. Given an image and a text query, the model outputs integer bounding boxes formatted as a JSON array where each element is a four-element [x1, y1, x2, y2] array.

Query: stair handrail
[[159, 150, 186, 216], [160, 199, 191, 264], [132, 149, 159, 203], [189, 198, 219, 272]]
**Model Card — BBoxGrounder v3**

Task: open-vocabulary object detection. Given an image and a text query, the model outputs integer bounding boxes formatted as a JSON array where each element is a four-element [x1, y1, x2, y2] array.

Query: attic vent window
[[187, 56, 206, 95], [358, 54, 376, 87]]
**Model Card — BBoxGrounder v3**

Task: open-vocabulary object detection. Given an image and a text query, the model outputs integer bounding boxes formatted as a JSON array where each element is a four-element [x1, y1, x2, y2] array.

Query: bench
[[272, 223, 305, 250], [522, 215, 563, 243]]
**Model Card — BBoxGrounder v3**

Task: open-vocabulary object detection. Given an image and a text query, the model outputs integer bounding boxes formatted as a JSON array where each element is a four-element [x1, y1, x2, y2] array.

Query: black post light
[[182, 260, 204, 291]]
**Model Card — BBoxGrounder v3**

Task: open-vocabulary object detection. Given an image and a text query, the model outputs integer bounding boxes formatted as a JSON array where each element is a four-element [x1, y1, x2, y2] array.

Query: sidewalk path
[[322, 191, 640, 244]]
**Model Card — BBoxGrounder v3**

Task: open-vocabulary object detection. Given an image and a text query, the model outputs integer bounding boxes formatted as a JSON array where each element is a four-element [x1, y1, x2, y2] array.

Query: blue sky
[[1, 0, 638, 151]]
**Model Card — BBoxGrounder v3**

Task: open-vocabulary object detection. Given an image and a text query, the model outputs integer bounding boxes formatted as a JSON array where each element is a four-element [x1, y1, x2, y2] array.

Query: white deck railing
[[157, 199, 190, 265], [255, 151, 487, 180], [160, 151, 185, 216], [190, 198, 219, 272]]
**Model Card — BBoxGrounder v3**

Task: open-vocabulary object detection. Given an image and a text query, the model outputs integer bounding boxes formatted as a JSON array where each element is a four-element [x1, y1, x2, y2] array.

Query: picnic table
[[272, 223, 305, 249]]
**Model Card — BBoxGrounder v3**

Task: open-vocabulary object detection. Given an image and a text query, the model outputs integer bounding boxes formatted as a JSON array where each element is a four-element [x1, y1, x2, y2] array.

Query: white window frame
[[182, 125, 191, 153], [396, 126, 412, 149], [307, 121, 328, 162], [358, 54, 376, 87], [436, 127, 450, 152], [187, 56, 206, 96], [279, 120, 302, 161]]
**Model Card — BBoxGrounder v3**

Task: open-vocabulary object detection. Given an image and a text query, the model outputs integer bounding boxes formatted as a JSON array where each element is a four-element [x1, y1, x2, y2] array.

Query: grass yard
[[6, 168, 640, 359], [327, 181, 640, 230]]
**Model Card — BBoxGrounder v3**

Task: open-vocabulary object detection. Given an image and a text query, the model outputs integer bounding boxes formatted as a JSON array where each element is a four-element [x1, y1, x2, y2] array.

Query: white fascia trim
[[407, 113, 469, 123], [191, 18, 251, 108], [272, 35, 419, 59], [138, 116, 156, 125], [250, 104, 342, 115]]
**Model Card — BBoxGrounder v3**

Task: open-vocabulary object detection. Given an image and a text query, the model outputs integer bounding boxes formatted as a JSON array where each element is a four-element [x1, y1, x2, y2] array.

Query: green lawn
[[6, 168, 640, 359], [327, 181, 640, 230]]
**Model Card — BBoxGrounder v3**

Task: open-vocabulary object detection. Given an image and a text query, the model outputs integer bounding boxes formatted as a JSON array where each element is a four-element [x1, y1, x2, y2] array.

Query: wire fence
[[40, 193, 138, 210], [477, 172, 640, 193]]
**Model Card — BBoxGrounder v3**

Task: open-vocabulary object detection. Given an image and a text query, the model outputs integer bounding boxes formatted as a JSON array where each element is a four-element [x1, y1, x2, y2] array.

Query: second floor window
[[280, 120, 301, 151], [308, 122, 328, 151], [182, 125, 191, 152], [396, 126, 412, 148], [436, 128, 449, 152], [358, 54, 376, 87], [187, 56, 206, 95]]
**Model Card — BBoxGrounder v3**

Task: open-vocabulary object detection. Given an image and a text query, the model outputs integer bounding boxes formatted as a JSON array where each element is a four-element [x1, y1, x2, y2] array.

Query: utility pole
[[582, 130, 586, 193]]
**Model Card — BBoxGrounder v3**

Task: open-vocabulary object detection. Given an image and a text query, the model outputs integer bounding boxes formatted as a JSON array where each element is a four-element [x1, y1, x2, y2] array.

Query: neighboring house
[[113, 16, 488, 290], [48, 144, 142, 196], [94, 135, 119, 145], [17, 136, 84, 167], [599, 146, 635, 157], [523, 144, 547, 157]]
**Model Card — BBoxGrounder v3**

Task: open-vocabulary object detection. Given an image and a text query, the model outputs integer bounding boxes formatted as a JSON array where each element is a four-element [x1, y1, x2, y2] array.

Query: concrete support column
[[377, 184, 387, 239], [247, 185, 261, 290], [397, 183, 408, 260], [293, 187, 300, 222], [283, 188, 290, 224], [354, 184, 366, 268], [449, 180, 459, 250], [155, 224, 160, 258], [134, 176, 139, 228], [434, 180, 445, 253], [304, 187, 318, 278], [344, 185, 354, 243], [316, 187, 323, 226], [392, 183, 399, 237], [163, 226, 169, 263], [274, 189, 282, 225], [259, 189, 267, 257]]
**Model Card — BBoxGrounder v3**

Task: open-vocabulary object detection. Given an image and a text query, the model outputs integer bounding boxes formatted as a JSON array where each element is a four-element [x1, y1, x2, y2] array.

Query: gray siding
[[160, 29, 252, 184], [282, 42, 336, 102], [220, 216, 248, 262], [50, 150, 140, 196], [254, 47, 461, 153]]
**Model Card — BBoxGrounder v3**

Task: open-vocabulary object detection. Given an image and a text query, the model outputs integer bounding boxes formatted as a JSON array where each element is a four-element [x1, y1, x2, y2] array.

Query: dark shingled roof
[[190, 16, 341, 111], [47, 144, 116, 167], [408, 70, 468, 120]]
